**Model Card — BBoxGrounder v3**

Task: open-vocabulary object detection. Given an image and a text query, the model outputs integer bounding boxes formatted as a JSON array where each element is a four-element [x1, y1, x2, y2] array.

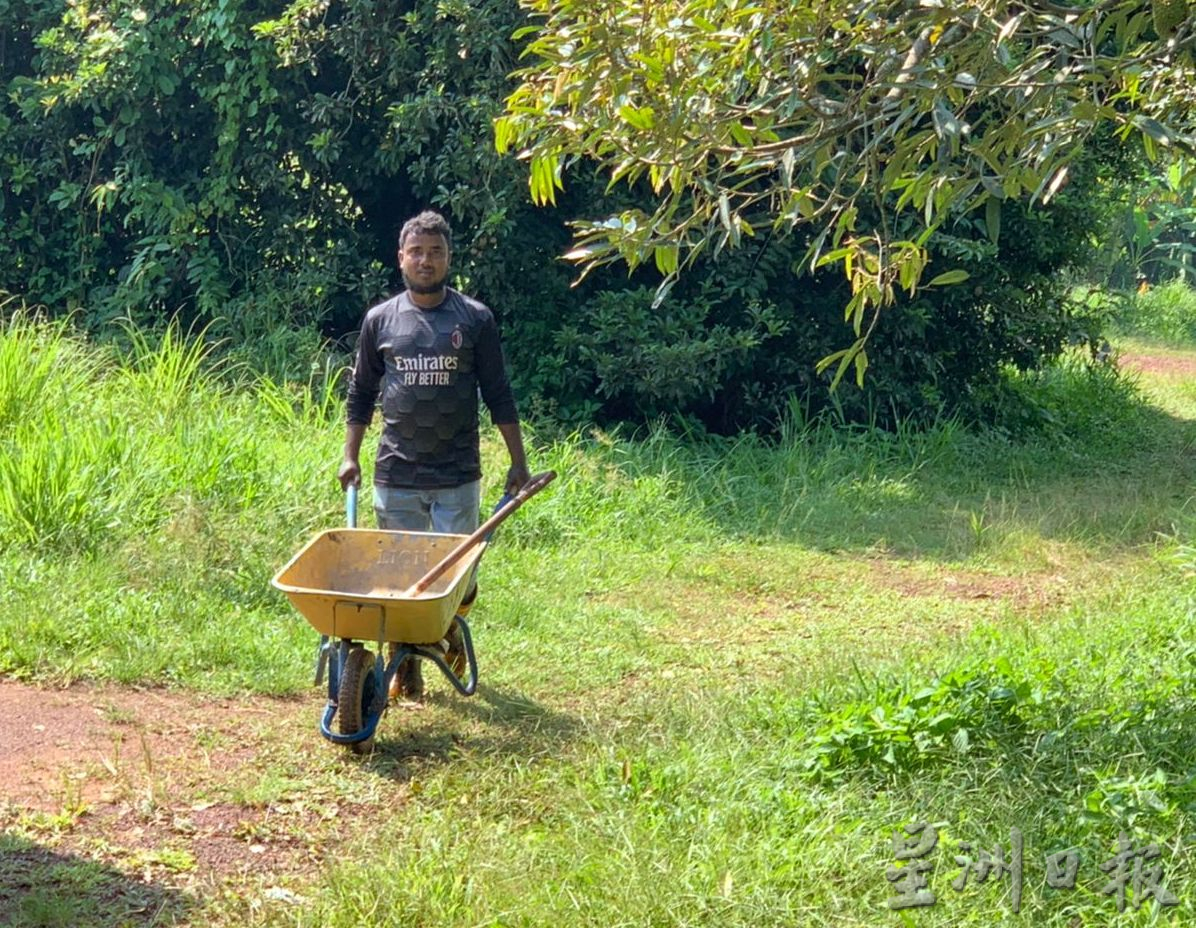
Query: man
[[338, 209, 530, 701]]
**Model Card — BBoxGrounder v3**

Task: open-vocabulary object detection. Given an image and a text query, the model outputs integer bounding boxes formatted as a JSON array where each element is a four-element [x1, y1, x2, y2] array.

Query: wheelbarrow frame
[[314, 617, 480, 746], [275, 485, 509, 749]]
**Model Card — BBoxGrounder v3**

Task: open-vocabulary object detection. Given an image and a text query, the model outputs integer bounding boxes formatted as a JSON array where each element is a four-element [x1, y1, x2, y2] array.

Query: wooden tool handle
[[405, 470, 557, 597]]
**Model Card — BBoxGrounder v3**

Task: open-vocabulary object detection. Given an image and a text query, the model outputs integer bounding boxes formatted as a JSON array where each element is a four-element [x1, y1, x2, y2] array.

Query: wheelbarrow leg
[[314, 635, 333, 686], [410, 617, 478, 697]]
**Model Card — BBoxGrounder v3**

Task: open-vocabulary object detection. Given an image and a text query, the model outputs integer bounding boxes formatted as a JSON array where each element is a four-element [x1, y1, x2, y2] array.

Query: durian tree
[[499, 0, 1196, 382]]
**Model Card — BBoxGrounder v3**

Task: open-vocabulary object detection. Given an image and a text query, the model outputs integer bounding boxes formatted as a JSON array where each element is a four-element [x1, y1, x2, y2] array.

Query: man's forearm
[[344, 422, 368, 463], [497, 421, 528, 470]]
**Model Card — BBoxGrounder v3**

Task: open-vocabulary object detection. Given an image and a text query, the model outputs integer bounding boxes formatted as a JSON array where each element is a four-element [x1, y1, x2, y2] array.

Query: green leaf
[[984, 197, 1001, 243], [814, 347, 850, 375], [529, 153, 561, 206], [980, 174, 1004, 199], [727, 122, 753, 147], [630, 53, 665, 83], [494, 116, 515, 154], [618, 105, 655, 130], [927, 270, 970, 286], [1136, 116, 1172, 147], [853, 349, 868, 388], [653, 244, 679, 275], [814, 247, 853, 269]]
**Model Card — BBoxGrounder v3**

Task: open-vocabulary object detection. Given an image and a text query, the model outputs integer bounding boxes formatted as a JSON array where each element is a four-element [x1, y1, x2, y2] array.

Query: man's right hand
[[338, 459, 361, 490]]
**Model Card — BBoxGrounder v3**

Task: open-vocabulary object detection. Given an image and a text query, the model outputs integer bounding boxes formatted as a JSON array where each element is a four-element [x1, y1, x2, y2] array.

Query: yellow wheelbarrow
[[272, 472, 555, 752]]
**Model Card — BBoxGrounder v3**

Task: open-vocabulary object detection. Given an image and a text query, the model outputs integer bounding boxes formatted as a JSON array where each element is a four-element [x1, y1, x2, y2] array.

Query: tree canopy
[[0, 0, 527, 342], [498, 0, 1196, 382], [0, 0, 1190, 431]]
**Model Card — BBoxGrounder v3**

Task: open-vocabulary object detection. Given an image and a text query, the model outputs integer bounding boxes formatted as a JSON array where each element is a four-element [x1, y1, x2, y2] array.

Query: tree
[[0, 0, 529, 354], [497, 0, 1196, 383]]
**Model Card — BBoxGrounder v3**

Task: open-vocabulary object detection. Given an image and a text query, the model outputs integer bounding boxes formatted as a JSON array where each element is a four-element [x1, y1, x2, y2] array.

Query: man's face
[[399, 232, 451, 295]]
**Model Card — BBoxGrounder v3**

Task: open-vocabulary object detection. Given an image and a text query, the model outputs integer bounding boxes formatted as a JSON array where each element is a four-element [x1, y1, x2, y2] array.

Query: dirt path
[[0, 677, 415, 919], [0, 680, 285, 812], [0, 669, 574, 926], [1120, 351, 1196, 379]]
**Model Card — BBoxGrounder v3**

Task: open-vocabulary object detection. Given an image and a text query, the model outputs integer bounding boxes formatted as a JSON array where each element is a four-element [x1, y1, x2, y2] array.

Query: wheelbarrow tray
[[271, 528, 485, 645]]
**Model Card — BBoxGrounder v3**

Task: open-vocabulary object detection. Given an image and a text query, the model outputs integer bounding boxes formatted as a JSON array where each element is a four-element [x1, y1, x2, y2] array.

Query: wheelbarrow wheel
[[338, 646, 379, 754]]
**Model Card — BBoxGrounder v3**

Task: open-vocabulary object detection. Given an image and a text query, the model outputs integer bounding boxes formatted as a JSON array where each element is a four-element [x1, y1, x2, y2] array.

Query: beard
[[402, 269, 448, 295]]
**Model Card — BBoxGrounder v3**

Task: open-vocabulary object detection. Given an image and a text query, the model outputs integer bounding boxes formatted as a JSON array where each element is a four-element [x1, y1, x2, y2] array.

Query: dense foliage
[[500, 0, 1196, 382], [0, 0, 1185, 432], [512, 148, 1112, 431], [0, 0, 532, 353], [1093, 158, 1196, 288]]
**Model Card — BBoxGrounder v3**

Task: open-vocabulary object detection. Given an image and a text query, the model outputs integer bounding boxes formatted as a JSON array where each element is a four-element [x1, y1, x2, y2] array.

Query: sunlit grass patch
[[1115, 337, 1196, 422], [275, 561, 1194, 927]]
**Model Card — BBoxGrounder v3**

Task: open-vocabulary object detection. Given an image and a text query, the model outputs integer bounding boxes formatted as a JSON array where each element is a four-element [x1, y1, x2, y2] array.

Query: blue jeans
[[373, 480, 481, 534]]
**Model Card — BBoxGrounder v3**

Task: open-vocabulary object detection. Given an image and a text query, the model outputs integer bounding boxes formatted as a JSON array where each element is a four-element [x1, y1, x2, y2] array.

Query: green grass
[[1, 313, 1195, 926], [0, 833, 193, 926], [1113, 278, 1196, 346]]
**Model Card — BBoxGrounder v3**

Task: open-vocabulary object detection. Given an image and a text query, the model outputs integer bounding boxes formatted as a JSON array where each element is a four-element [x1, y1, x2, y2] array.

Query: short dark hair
[[399, 210, 452, 251]]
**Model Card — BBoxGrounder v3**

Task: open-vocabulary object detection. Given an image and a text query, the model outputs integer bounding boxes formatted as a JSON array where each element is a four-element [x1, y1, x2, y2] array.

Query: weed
[[98, 703, 136, 726], [126, 847, 197, 874], [227, 771, 309, 808], [799, 657, 1050, 780]]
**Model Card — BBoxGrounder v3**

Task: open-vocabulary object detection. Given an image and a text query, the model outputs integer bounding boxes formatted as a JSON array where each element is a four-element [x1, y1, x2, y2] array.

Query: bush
[[0, 1, 1123, 435], [0, 0, 523, 338], [801, 657, 1050, 781], [508, 173, 1112, 433]]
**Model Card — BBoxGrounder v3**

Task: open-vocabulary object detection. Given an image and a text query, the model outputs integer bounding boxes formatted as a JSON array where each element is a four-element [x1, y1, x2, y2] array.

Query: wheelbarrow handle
[[346, 483, 358, 529], [404, 470, 557, 597], [513, 469, 556, 501]]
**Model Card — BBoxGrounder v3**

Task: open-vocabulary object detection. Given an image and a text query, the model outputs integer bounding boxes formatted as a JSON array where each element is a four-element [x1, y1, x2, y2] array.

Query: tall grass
[[0, 310, 102, 433], [0, 314, 343, 556], [1115, 278, 1196, 345], [0, 314, 345, 687], [1, 315, 1191, 686]]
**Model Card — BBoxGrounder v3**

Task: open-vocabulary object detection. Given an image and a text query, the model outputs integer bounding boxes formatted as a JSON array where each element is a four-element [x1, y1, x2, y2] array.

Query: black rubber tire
[[338, 646, 379, 754]]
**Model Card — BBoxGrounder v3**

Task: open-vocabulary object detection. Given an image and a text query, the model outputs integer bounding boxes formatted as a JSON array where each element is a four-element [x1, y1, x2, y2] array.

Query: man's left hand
[[505, 464, 531, 496]]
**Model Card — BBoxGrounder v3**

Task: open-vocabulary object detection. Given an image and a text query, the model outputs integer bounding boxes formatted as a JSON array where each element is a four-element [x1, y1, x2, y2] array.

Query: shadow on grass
[[360, 683, 580, 775], [579, 382, 1196, 560], [0, 833, 193, 927]]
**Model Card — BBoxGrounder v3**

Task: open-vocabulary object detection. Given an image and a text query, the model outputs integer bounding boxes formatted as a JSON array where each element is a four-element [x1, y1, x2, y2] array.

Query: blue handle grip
[[346, 484, 358, 528]]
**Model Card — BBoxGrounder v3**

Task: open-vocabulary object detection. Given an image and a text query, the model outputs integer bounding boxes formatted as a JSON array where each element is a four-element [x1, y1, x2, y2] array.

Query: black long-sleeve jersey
[[346, 288, 518, 489]]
